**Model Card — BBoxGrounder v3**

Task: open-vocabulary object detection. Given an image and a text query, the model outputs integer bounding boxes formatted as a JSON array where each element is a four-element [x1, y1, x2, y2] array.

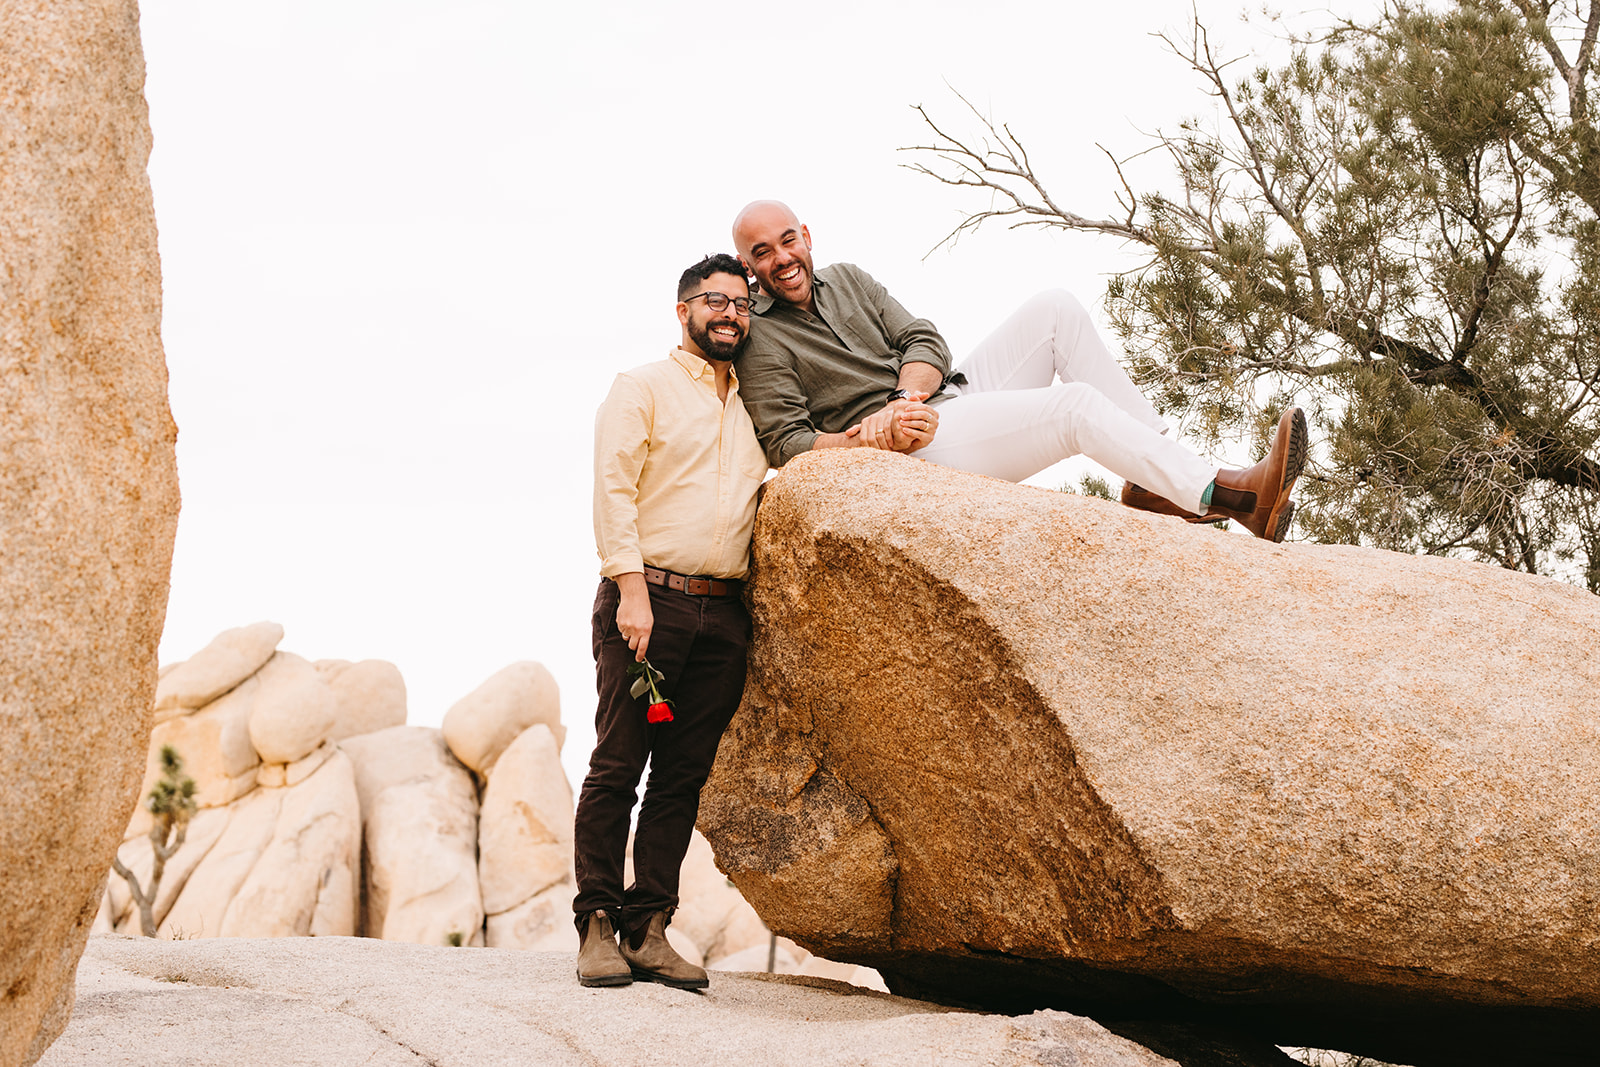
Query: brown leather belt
[[643, 566, 742, 598]]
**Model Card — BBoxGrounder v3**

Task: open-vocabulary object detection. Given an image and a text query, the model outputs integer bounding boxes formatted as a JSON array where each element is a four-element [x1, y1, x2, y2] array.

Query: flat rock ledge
[[38, 936, 1178, 1067]]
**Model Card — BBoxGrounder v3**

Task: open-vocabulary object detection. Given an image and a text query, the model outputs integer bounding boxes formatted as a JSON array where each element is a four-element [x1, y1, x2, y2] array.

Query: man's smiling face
[[679, 272, 750, 362], [733, 202, 815, 310]]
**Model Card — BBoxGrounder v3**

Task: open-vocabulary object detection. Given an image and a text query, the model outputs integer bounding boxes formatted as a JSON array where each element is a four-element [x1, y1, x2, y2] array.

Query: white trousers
[[915, 290, 1217, 512]]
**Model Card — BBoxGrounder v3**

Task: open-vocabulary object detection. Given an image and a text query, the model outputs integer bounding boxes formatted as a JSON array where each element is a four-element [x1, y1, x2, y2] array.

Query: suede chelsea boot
[[619, 910, 709, 990], [576, 910, 633, 987]]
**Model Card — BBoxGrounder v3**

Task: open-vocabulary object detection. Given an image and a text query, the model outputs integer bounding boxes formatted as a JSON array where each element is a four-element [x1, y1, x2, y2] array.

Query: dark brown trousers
[[572, 577, 749, 934]]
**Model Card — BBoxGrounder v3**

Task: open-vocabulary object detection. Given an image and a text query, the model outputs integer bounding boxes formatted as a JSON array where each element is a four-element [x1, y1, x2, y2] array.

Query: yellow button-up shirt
[[593, 348, 767, 580]]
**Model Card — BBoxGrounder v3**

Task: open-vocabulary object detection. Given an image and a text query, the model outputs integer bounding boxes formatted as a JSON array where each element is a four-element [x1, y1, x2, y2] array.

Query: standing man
[[574, 253, 764, 990], [731, 200, 1306, 542]]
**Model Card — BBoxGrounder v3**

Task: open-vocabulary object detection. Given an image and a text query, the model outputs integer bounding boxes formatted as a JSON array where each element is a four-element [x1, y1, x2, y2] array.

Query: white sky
[[140, 0, 1375, 788]]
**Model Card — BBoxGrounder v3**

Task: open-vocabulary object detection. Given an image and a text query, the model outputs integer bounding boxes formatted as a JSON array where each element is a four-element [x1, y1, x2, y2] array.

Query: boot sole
[[629, 968, 709, 991], [577, 971, 634, 988], [1262, 409, 1308, 543]]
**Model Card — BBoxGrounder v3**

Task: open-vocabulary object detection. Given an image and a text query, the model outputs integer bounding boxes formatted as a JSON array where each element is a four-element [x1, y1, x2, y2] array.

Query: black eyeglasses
[[684, 292, 753, 315]]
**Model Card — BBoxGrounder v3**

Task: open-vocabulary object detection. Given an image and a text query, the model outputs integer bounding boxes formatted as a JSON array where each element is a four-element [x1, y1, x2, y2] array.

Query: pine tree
[[905, 1, 1600, 588]]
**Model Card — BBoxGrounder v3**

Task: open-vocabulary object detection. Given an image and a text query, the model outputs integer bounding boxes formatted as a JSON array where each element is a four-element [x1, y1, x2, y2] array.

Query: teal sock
[[1200, 481, 1215, 507]]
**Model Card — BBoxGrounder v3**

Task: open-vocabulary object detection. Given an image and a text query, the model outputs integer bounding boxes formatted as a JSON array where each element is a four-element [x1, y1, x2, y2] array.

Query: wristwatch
[[887, 388, 913, 402]]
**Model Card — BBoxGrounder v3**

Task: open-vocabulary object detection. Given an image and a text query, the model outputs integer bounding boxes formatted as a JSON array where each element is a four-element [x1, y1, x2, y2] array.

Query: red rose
[[647, 701, 673, 724]]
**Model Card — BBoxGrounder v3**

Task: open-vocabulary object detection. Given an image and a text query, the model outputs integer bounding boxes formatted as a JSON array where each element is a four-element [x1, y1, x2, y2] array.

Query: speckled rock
[[0, 4, 180, 1065], [36, 937, 1184, 1067], [699, 448, 1600, 1067]]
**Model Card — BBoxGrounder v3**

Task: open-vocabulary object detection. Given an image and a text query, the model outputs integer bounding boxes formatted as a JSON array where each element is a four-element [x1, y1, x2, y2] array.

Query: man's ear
[[676, 301, 690, 327], [801, 224, 812, 249], [738, 256, 759, 293]]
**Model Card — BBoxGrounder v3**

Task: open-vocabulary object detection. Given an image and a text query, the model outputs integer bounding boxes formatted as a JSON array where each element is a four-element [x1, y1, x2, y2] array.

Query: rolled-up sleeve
[[860, 268, 952, 377], [736, 341, 819, 467], [593, 373, 651, 576]]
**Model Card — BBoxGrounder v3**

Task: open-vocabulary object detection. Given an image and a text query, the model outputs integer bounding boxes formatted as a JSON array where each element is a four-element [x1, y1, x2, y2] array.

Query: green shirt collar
[[751, 271, 828, 316]]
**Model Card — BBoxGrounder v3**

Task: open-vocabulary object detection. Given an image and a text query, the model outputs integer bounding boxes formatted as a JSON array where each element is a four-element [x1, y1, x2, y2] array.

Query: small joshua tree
[[110, 745, 198, 937]]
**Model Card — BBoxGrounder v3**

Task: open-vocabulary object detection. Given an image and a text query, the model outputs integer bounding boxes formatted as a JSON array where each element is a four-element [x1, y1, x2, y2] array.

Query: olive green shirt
[[738, 263, 954, 466]]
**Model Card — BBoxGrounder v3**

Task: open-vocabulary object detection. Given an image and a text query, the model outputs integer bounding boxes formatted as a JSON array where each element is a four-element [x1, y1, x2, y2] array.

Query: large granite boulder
[[341, 726, 483, 945], [155, 751, 361, 939], [698, 449, 1600, 1067], [0, 4, 179, 1065], [442, 661, 564, 776], [316, 658, 408, 740], [478, 724, 576, 948], [154, 622, 283, 719]]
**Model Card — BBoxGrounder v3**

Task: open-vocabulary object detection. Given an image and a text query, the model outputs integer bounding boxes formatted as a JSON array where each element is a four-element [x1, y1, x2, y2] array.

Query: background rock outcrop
[[699, 449, 1600, 1067], [0, 3, 180, 1065], [100, 628, 575, 950], [100, 623, 866, 995]]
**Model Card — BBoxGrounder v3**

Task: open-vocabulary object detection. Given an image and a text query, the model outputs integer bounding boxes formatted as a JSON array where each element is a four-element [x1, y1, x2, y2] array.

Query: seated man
[[730, 200, 1306, 541]]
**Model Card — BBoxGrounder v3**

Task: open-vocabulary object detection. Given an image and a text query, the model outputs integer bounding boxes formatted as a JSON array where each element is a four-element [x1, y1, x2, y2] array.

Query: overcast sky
[[138, 0, 1376, 787]]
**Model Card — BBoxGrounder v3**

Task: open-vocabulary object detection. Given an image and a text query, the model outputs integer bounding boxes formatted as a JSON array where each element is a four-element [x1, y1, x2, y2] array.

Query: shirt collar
[[669, 347, 739, 387], [751, 270, 826, 316]]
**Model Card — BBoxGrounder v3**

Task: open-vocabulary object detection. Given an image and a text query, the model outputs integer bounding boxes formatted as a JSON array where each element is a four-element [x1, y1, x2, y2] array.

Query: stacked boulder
[[97, 621, 880, 990], [96, 625, 576, 950]]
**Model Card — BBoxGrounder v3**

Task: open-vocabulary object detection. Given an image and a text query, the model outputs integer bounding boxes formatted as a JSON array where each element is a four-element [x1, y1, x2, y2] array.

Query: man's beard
[[689, 318, 747, 361]]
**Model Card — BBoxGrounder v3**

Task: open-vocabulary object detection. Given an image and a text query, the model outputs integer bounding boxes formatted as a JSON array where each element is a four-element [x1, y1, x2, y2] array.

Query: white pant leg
[[917, 384, 1216, 510], [954, 289, 1169, 433]]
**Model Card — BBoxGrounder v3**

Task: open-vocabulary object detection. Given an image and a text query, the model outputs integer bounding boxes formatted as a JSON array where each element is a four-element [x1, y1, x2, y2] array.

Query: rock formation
[[97, 623, 848, 997], [99, 629, 591, 954], [442, 661, 566, 774], [343, 726, 483, 945], [698, 449, 1600, 1067], [0, 3, 180, 1065], [479, 724, 576, 950]]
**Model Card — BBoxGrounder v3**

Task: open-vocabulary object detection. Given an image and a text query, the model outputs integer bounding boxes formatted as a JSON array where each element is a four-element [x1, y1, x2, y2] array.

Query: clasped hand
[[845, 393, 939, 454]]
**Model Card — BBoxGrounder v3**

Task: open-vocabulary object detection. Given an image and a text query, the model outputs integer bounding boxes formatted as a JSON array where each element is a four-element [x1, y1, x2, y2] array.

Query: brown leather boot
[[1208, 407, 1308, 542], [575, 910, 632, 987], [618, 910, 708, 990], [1120, 481, 1229, 524]]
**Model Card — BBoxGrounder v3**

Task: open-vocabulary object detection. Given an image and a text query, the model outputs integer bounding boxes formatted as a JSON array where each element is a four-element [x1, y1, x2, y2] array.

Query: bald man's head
[[732, 200, 816, 311]]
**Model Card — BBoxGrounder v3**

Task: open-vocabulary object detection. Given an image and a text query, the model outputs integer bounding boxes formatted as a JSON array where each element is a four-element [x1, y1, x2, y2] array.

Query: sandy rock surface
[[36, 937, 1178, 1067], [247, 652, 337, 765], [0, 3, 180, 1064], [220, 751, 361, 938], [154, 622, 283, 717], [442, 661, 565, 775], [342, 727, 483, 944], [316, 659, 408, 741], [478, 724, 574, 917], [699, 449, 1600, 1067]]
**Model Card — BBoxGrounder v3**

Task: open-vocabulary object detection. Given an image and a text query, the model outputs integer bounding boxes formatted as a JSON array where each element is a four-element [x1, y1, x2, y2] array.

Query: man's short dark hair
[[677, 254, 749, 300]]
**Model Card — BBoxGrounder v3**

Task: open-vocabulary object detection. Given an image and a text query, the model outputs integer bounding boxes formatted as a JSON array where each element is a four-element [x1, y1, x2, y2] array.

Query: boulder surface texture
[[698, 449, 1600, 1067], [36, 937, 1178, 1067], [0, 4, 179, 1066]]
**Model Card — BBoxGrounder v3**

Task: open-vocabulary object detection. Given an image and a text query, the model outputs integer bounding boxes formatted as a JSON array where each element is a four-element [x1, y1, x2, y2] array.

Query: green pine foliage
[[907, 1, 1600, 589]]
